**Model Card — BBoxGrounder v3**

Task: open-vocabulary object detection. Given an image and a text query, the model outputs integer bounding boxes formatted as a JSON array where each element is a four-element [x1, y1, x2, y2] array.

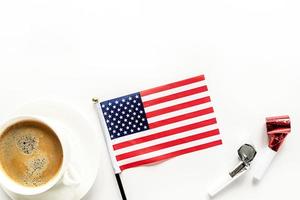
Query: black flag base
[[115, 173, 127, 200]]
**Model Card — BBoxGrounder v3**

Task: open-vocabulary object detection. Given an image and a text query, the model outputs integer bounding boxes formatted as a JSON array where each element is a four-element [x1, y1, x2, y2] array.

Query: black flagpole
[[115, 173, 127, 200], [93, 98, 128, 200]]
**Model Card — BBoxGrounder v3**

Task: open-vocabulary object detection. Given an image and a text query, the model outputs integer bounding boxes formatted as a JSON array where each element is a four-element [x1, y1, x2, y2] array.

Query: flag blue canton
[[100, 92, 149, 140]]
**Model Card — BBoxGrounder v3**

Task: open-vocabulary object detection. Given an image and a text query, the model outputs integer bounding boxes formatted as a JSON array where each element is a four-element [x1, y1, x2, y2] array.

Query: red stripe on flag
[[119, 139, 222, 171], [113, 118, 217, 150], [140, 75, 205, 97], [116, 129, 220, 161], [148, 107, 214, 129], [146, 96, 211, 118], [143, 86, 208, 108]]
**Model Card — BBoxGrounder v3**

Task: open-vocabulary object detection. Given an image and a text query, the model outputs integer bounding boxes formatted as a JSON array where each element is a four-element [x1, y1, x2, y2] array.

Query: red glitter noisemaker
[[253, 115, 291, 181]]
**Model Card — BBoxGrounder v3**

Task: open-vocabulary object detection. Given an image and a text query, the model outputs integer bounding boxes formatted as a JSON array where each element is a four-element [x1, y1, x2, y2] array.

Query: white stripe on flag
[[114, 123, 219, 155], [143, 91, 210, 113], [117, 134, 221, 166], [141, 81, 207, 102], [147, 102, 213, 123]]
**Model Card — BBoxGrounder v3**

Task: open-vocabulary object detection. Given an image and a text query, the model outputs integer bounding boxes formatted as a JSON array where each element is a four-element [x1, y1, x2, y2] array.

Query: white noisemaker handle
[[207, 169, 247, 197], [253, 147, 277, 181]]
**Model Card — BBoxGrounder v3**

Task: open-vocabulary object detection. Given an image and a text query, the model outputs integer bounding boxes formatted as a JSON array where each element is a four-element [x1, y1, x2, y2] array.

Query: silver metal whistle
[[229, 144, 256, 177]]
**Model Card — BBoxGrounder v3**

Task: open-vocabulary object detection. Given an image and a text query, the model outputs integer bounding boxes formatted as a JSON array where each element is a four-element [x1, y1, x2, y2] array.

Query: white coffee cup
[[0, 115, 80, 196]]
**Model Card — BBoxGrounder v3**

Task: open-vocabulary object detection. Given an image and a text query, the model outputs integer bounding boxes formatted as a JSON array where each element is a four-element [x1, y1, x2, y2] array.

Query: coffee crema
[[0, 120, 63, 187]]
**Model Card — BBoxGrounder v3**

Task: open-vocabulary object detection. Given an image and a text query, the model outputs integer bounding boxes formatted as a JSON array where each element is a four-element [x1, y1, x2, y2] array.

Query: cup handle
[[62, 165, 80, 186]]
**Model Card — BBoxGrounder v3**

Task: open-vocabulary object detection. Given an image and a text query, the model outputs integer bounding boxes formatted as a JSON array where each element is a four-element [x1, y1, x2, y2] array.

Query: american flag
[[96, 75, 222, 173]]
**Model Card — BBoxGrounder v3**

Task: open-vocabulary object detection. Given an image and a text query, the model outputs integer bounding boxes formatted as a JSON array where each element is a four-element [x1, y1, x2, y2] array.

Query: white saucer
[[0, 100, 102, 200]]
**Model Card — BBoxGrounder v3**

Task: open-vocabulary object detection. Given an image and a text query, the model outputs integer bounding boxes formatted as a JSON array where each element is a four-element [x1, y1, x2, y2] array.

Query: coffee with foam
[[0, 120, 63, 187]]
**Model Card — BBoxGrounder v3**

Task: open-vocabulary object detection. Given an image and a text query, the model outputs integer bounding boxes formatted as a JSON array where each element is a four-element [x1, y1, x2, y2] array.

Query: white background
[[0, 0, 300, 199]]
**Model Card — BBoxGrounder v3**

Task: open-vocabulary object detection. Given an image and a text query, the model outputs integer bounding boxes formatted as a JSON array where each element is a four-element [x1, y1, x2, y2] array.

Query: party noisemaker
[[208, 144, 257, 197], [253, 115, 291, 181]]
